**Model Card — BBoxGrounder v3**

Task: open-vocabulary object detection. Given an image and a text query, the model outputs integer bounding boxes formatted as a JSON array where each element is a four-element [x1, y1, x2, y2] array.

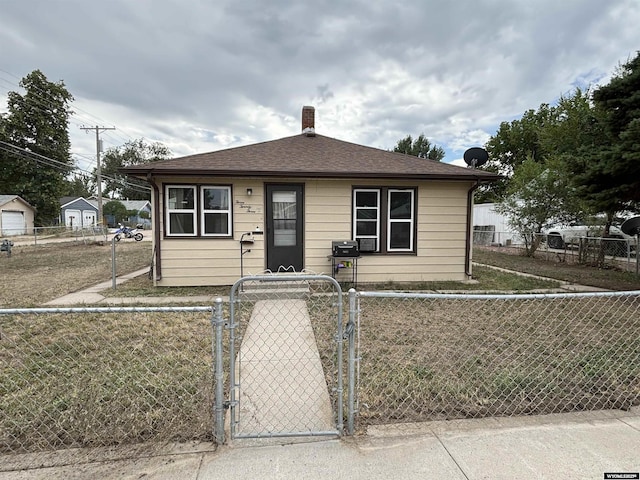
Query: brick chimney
[[301, 106, 315, 134]]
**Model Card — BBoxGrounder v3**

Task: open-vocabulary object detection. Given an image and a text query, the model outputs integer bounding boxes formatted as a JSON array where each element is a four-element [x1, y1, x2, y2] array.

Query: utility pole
[[81, 125, 116, 228]]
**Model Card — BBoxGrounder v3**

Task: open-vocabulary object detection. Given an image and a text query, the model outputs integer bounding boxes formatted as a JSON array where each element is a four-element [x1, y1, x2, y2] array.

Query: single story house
[[87, 198, 151, 228], [0, 195, 35, 236], [123, 106, 499, 287], [59, 197, 99, 229], [120, 200, 152, 228]]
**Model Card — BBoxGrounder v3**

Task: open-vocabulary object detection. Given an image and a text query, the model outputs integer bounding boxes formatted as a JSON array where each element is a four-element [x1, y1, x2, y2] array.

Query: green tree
[[564, 52, 640, 234], [103, 200, 129, 224], [393, 133, 445, 161], [481, 104, 554, 201], [0, 70, 74, 224], [538, 88, 600, 157], [485, 105, 554, 173], [97, 139, 171, 200], [495, 156, 578, 256], [63, 175, 95, 198]]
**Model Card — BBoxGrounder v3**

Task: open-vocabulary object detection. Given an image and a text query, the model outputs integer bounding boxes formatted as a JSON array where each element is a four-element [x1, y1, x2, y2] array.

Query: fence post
[[212, 297, 226, 444], [346, 288, 357, 435], [111, 235, 117, 290]]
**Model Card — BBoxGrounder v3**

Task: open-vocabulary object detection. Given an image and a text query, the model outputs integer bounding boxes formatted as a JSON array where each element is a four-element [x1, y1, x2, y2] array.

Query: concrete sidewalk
[[3, 408, 638, 479]]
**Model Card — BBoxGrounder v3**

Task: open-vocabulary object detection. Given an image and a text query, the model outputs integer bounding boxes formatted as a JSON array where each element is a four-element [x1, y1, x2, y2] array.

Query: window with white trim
[[165, 184, 233, 237], [388, 189, 414, 251], [353, 189, 380, 252], [353, 187, 416, 253], [166, 186, 196, 236], [201, 186, 231, 236]]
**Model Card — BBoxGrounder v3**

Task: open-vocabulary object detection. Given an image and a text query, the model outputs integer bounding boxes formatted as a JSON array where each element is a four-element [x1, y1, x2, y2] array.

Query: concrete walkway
[[43, 268, 219, 306], [233, 299, 335, 438]]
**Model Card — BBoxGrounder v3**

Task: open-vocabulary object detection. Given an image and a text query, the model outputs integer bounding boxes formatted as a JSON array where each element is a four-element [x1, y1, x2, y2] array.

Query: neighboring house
[[123, 106, 500, 287], [0, 195, 35, 236], [121, 200, 152, 228], [59, 197, 99, 230], [87, 197, 151, 228], [473, 203, 523, 246]]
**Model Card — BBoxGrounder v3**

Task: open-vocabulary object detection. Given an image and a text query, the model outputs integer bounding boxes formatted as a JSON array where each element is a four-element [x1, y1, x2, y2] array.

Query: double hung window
[[387, 189, 414, 251], [201, 187, 231, 236], [167, 186, 196, 236], [353, 187, 415, 253], [353, 189, 380, 252]]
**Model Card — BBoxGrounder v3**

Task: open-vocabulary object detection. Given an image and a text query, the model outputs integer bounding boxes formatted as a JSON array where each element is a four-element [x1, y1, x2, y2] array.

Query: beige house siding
[[152, 176, 473, 286]]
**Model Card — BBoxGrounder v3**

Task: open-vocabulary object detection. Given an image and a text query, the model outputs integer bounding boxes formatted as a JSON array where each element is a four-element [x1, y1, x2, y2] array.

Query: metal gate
[[218, 274, 351, 441]]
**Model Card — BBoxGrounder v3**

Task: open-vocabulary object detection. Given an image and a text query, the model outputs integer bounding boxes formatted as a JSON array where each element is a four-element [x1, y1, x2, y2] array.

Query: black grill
[[332, 240, 359, 257]]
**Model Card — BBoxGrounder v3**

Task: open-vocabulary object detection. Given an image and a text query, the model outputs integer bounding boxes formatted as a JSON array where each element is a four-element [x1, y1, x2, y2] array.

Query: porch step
[[239, 281, 311, 300]]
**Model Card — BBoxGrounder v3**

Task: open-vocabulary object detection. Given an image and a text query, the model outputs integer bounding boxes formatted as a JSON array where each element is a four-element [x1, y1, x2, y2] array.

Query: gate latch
[[223, 400, 238, 410], [343, 320, 355, 338]]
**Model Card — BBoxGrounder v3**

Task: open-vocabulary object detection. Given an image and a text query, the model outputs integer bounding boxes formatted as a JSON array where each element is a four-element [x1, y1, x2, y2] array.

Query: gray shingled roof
[[0, 195, 19, 206], [0, 194, 33, 208], [123, 134, 499, 182]]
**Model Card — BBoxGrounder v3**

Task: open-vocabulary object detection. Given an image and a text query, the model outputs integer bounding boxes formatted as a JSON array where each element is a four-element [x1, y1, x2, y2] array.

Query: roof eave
[[124, 168, 500, 182]]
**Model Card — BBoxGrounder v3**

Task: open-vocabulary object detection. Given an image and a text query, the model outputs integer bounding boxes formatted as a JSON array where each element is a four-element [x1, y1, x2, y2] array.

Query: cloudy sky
[[1, 0, 639, 172]]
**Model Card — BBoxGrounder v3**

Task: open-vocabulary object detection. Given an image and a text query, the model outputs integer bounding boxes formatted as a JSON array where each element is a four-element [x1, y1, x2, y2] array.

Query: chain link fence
[[6, 226, 110, 246], [3, 288, 640, 465], [353, 290, 640, 431], [1, 306, 216, 467], [474, 230, 638, 272]]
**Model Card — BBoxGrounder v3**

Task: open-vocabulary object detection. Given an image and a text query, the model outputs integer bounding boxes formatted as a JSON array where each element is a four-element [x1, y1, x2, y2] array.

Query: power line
[[0, 140, 151, 195], [0, 140, 73, 171], [0, 74, 101, 136], [0, 70, 120, 135]]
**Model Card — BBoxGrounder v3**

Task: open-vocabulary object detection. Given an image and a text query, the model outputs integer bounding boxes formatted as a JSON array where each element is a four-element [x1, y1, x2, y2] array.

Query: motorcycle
[[114, 223, 143, 242]]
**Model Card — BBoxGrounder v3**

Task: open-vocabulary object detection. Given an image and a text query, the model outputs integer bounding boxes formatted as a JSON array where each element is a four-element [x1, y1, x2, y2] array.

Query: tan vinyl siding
[[152, 176, 473, 286], [305, 179, 351, 276]]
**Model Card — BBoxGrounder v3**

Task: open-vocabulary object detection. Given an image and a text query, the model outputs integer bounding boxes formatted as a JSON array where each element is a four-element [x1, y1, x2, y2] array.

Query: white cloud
[[0, 0, 638, 166]]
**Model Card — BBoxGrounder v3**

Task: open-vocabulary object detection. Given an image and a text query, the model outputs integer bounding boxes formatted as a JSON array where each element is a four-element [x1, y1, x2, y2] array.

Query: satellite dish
[[621, 216, 640, 276], [463, 147, 488, 168], [621, 216, 640, 236]]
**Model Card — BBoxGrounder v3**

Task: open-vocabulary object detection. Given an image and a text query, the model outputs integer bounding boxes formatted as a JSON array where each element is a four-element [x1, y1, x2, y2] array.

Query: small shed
[[0, 195, 35, 236]]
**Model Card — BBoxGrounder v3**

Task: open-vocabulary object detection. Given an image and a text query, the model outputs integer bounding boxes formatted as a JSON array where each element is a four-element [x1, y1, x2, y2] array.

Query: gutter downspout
[[146, 173, 162, 281], [465, 180, 481, 278]]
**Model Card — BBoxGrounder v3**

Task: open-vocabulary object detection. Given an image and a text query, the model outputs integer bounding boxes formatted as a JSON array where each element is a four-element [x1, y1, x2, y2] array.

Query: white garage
[[1, 211, 25, 235], [60, 197, 99, 230], [0, 195, 35, 236]]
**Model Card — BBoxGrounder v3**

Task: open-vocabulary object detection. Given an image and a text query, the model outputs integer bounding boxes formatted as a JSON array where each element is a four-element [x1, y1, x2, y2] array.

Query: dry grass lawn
[[0, 241, 151, 307], [474, 246, 640, 291]]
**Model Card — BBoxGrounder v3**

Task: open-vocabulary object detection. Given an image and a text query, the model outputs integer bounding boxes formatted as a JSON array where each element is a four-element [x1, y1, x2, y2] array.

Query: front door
[[266, 184, 304, 272]]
